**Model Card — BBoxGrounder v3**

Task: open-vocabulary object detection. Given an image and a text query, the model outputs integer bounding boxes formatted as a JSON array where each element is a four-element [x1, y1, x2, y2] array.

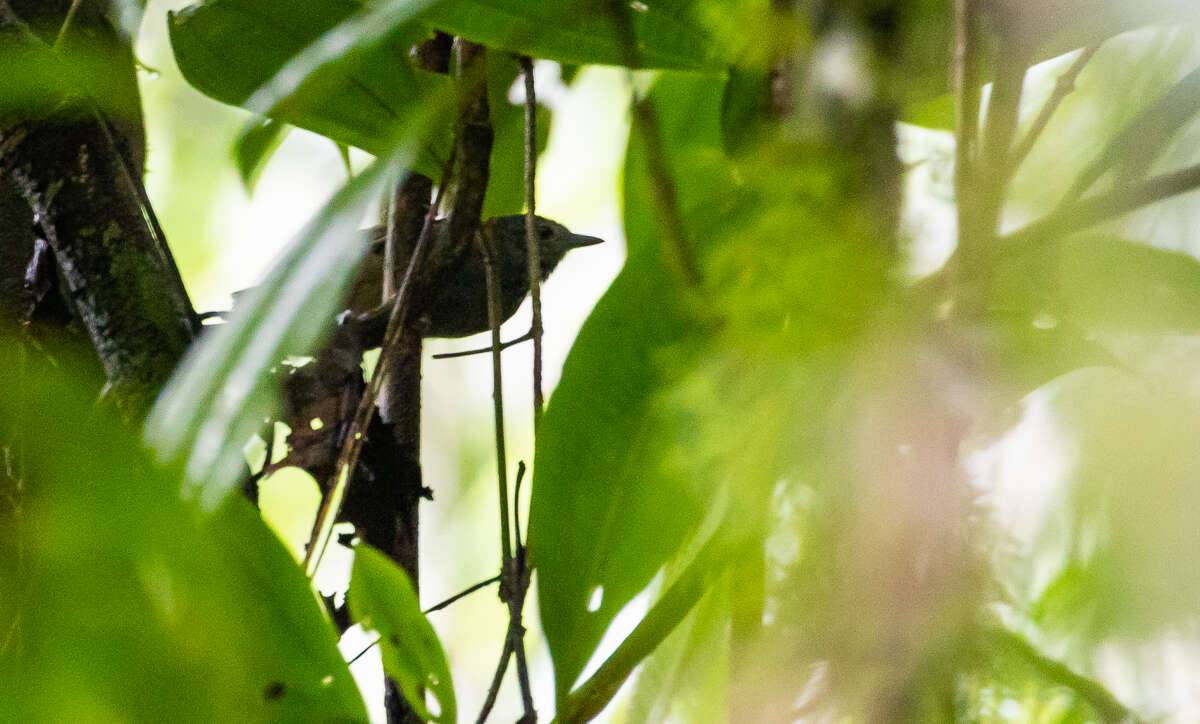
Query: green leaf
[[992, 235, 1200, 333], [720, 67, 772, 156], [348, 545, 456, 723], [235, 117, 291, 191], [902, 93, 955, 131], [169, 0, 450, 157], [0, 356, 366, 723], [419, 0, 727, 70], [145, 93, 451, 506], [529, 72, 721, 702], [482, 53, 552, 217]]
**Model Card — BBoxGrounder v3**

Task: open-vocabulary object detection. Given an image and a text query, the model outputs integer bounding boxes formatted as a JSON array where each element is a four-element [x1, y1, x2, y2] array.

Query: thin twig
[[346, 636, 380, 667], [303, 149, 456, 578], [1007, 45, 1098, 175], [52, 0, 85, 51], [431, 330, 531, 359], [1000, 161, 1200, 254], [480, 181, 513, 573], [477, 635, 515, 724], [513, 626, 535, 719], [521, 56, 545, 426], [513, 460, 527, 549], [984, 626, 1143, 724], [344, 575, 503, 667], [1062, 60, 1200, 207], [423, 575, 502, 614]]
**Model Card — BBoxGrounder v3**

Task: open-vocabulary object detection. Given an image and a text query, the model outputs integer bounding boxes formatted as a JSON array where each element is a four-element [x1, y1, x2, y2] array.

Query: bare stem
[[984, 626, 1143, 724], [52, 0, 84, 51], [1007, 45, 1097, 175], [521, 56, 545, 426], [953, 0, 981, 236], [476, 635, 515, 724], [303, 150, 455, 578], [424, 575, 502, 614], [1000, 161, 1200, 253]]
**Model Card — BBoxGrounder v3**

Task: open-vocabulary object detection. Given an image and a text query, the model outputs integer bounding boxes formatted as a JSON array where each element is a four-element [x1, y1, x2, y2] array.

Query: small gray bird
[[345, 215, 604, 338]]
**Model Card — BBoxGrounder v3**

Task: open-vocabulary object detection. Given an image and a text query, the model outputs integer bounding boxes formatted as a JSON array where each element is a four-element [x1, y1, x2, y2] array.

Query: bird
[[344, 215, 604, 338]]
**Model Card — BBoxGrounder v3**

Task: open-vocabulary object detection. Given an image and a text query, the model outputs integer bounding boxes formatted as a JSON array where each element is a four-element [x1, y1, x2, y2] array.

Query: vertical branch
[[521, 56, 545, 425], [1007, 45, 1097, 175], [953, 0, 982, 257], [375, 172, 433, 724], [972, 28, 1027, 245], [303, 152, 454, 578]]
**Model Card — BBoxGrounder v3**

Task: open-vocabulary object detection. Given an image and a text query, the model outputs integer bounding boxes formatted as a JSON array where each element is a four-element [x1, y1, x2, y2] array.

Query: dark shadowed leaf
[[169, 0, 450, 160], [235, 117, 291, 191]]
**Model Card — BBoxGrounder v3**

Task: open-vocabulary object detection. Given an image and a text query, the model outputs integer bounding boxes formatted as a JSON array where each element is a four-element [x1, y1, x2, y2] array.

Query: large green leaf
[[0, 357, 365, 723], [991, 235, 1200, 333], [419, 0, 727, 71], [169, 0, 449, 158], [348, 546, 456, 723], [528, 72, 722, 702]]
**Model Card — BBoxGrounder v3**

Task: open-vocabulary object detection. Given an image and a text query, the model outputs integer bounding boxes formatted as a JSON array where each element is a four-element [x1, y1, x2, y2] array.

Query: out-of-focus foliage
[[0, 344, 366, 723]]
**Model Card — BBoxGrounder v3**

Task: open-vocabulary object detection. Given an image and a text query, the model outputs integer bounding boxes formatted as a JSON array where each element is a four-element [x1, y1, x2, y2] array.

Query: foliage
[[6, 0, 1200, 722]]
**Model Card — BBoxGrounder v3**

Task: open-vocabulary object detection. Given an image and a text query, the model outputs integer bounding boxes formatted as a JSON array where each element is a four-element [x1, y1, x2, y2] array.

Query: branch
[[984, 626, 1143, 724], [477, 634, 515, 724], [1007, 45, 1098, 175], [953, 0, 982, 237], [0, 2, 195, 418], [303, 149, 455, 578], [1063, 60, 1200, 206], [962, 25, 1028, 259], [554, 533, 729, 724], [521, 56, 545, 426], [999, 161, 1200, 253]]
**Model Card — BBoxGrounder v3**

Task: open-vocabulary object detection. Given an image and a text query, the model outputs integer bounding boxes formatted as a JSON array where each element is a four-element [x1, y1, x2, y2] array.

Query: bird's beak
[[566, 233, 605, 249]]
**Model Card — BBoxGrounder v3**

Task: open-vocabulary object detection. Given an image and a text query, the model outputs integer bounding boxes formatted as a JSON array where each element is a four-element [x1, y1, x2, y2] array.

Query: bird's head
[[491, 215, 604, 277]]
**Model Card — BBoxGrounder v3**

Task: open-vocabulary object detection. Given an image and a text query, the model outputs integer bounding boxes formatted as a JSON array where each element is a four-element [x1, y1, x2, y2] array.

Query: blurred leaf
[[169, 0, 450, 162], [1040, 367, 1200, 638], [720, 67, 771, 156], [903, 93, 955, 131], [529, 72, 721, 700], [235, 117, 290, 191], [623, 583, 729, 724], [992, 235, 1200, 333], [0, 356, 365, 723], [348, 545, 455, 723], [420, 0, 728, 70], [144, 93, 450, 506]]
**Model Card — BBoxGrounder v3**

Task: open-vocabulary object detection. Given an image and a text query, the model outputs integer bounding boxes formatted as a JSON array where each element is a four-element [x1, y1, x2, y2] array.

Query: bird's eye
[[538, 225, 554, 241]]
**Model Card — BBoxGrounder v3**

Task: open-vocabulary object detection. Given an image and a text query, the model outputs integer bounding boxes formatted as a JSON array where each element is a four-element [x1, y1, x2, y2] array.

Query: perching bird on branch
[[225, 215, 602, 341]]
